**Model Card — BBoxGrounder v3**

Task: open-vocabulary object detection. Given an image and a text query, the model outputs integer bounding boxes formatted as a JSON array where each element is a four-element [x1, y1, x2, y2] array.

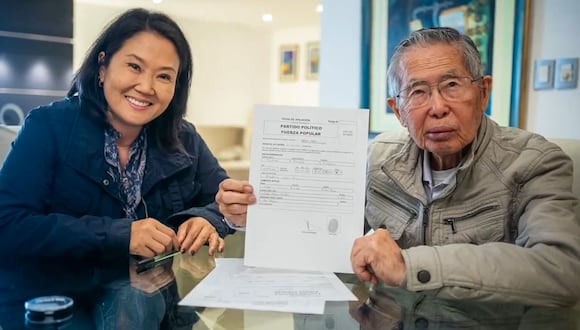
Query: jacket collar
[[381, 115, 495, 202], [65, 99, 194, 197]]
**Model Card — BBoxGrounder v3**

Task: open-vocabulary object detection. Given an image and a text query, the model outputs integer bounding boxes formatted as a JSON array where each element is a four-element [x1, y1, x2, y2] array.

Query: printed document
[[179, 258, 357, 314], [245, 105, 369, 273]]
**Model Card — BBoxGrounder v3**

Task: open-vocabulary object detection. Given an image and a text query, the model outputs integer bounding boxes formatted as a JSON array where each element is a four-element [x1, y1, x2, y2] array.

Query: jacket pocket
[[440, 201, 505, 244], [366, 186, 418, 240]]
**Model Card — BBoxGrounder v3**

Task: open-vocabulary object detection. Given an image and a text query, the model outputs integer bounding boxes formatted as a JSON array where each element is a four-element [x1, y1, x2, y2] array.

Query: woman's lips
[[126, 96, 153, 111]]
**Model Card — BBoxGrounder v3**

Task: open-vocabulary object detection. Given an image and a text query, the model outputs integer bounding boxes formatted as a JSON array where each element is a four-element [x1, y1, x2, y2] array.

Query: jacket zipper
[[423, 205, 430, 245], [370, 187, 418, 221], [444, 204, 500, 234]]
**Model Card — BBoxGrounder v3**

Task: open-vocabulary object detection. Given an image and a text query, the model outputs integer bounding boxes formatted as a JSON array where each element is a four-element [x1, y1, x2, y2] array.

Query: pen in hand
[[136, 251, 181, 273]]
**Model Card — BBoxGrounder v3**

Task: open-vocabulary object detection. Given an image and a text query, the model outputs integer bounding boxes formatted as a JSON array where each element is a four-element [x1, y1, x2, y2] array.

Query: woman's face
[[99, 31, 180, 137]]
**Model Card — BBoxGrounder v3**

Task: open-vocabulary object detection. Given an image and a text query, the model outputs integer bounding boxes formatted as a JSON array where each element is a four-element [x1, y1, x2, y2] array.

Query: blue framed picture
[[533, 59, 555, 90], [555, 58, 578, 90]]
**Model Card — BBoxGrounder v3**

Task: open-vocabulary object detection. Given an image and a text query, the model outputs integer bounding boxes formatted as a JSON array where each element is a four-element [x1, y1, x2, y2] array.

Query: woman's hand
[[215, 178, 256, 227], [130, 218, 179, 258], [177, 217, 224, 255], [130, 258, 175, 294]]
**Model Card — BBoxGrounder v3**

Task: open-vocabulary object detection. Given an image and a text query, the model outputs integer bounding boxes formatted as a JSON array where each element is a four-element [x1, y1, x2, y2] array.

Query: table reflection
[[1, 248, 578, 329]]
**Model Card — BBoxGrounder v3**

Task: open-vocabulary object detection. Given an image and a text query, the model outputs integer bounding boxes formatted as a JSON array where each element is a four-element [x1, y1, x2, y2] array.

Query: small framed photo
[[305, 41, 320, 80], [279, 44, 299, 82], [555, 58, 578, 90], [533, 59, 555, 90]]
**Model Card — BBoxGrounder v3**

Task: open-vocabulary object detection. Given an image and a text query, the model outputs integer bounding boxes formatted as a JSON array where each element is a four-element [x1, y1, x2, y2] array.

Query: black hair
[[68, 8, 193, 152]]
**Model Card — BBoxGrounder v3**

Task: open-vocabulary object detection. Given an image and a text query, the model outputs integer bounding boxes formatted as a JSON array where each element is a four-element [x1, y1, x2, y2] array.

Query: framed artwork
[[533, 59, 555, 90], [306, 41, 320, 80], [554, 58, 578, 90], [365, 0, 530, 132], [279, 44, 299, 82]]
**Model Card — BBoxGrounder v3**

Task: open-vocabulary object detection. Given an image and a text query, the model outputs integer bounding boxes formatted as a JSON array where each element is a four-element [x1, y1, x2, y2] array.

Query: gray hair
[[387, 27, 484, 98]]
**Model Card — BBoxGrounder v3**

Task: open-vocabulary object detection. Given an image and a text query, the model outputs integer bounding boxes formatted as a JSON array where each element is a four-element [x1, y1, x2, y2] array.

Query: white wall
[[74, 3, 270, 128], [319, 0, 362, 109], [269, 26, 320, 106], [524, 0, 580, 139], [182, 20, 270, 127]]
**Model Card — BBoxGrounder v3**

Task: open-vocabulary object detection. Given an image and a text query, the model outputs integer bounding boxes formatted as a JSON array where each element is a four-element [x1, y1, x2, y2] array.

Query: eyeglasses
[[395, 76, 483, 109]]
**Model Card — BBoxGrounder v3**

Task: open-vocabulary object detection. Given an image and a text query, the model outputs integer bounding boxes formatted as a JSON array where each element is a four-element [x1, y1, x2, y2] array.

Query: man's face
[[387, 43, 492, 167]]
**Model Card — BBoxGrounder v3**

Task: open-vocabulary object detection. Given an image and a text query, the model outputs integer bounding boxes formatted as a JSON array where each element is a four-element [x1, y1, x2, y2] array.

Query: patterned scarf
[[104, 126, 147, 219]]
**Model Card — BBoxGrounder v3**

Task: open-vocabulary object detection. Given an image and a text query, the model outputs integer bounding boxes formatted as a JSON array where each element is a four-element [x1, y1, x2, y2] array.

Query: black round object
[[24, 296, 74, 327], [417, 270, 431, 283]]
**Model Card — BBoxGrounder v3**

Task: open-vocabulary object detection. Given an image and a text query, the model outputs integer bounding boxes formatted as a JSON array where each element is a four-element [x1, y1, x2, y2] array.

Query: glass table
[[1, 246, 579, 329]]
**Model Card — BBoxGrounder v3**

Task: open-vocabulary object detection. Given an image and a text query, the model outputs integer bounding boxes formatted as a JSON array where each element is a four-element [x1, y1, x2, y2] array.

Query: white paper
[[244, 105, 369, 273], [179, 258, 357, 315]]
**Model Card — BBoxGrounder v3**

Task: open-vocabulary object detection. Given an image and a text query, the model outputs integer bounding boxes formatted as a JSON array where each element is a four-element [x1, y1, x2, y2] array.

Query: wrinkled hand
[[351, 228, 406, 286], [130, 259, 175, 294], [349, 301, 402, 330], [130, 218, 179, 258], [177, 217, 224, 255], [215, 178, 256, 227]]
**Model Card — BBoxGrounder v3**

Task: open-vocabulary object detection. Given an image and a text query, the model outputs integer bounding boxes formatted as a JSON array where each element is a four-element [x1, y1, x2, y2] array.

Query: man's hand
[[215, 178, 256, 227], [177, 217, 224, 256], [130, 218, 179, 258], [351, 228, 407, 286]]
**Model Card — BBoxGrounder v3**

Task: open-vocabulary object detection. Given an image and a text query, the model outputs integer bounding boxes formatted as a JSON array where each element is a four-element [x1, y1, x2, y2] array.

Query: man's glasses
[[395, 76, 483, 109]]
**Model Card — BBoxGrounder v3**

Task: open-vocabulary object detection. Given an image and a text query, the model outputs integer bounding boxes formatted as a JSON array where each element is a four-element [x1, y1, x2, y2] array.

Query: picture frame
[[279, 44, 299, 82], [554, 58, 578, 90], [533, 59, 555, 90], [364, 0, 530, 133], [305, 41, 320, 80]]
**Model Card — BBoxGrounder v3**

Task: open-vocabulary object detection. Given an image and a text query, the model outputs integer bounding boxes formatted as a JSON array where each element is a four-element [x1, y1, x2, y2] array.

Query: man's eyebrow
[[404, 79, 428, 88], [406, 71, 464, 86]]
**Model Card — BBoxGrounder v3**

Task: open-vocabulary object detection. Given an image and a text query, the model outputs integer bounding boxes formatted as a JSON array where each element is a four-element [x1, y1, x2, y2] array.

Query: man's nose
[[427, 87, 449, 117]]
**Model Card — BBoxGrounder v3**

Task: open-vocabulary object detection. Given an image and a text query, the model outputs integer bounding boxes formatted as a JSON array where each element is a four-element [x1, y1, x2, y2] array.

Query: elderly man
[[216, 27, 580, 307]]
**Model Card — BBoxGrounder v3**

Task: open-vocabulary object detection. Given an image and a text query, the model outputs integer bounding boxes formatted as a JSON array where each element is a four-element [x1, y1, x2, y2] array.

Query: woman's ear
[[98, 51, 105, 64], [98, 52, 106, 82]]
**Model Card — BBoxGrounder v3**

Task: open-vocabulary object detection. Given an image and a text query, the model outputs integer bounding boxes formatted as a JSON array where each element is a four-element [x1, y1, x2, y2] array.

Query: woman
[[0, 8, 233, 329]]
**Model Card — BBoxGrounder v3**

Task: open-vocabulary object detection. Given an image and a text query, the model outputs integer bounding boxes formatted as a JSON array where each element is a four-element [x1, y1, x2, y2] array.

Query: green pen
[[136, 251, 181, 273]]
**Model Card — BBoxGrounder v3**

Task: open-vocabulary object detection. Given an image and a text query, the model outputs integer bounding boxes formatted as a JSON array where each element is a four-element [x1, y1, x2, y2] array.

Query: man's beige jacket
[[367, 115, 580, 306]]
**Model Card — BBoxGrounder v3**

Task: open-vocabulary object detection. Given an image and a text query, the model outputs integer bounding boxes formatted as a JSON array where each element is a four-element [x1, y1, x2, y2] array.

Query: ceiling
[[75, 0, 322, 30]]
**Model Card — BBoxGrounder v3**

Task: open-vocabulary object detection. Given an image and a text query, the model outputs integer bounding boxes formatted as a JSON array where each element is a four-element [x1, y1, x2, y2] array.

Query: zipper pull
[[445, 219, 457, 234]]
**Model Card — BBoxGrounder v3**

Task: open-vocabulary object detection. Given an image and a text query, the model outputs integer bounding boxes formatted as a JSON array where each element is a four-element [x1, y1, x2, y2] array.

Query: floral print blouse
[[104, 127, 147, 220]]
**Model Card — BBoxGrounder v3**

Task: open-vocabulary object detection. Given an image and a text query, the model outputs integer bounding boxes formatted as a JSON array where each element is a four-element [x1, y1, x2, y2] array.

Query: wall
[[269, 26, 320, 106], [0, 0, 73, 125], [74, 3, 271, 128], [181, 20, 270, 127], [319, 0, 363, 109], [524, 0, 580, 139]]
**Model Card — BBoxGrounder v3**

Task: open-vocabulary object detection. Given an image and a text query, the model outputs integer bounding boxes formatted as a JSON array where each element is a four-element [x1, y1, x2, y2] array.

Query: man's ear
[[387, 97, 406, 127], [479, 75, 492, 113]]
